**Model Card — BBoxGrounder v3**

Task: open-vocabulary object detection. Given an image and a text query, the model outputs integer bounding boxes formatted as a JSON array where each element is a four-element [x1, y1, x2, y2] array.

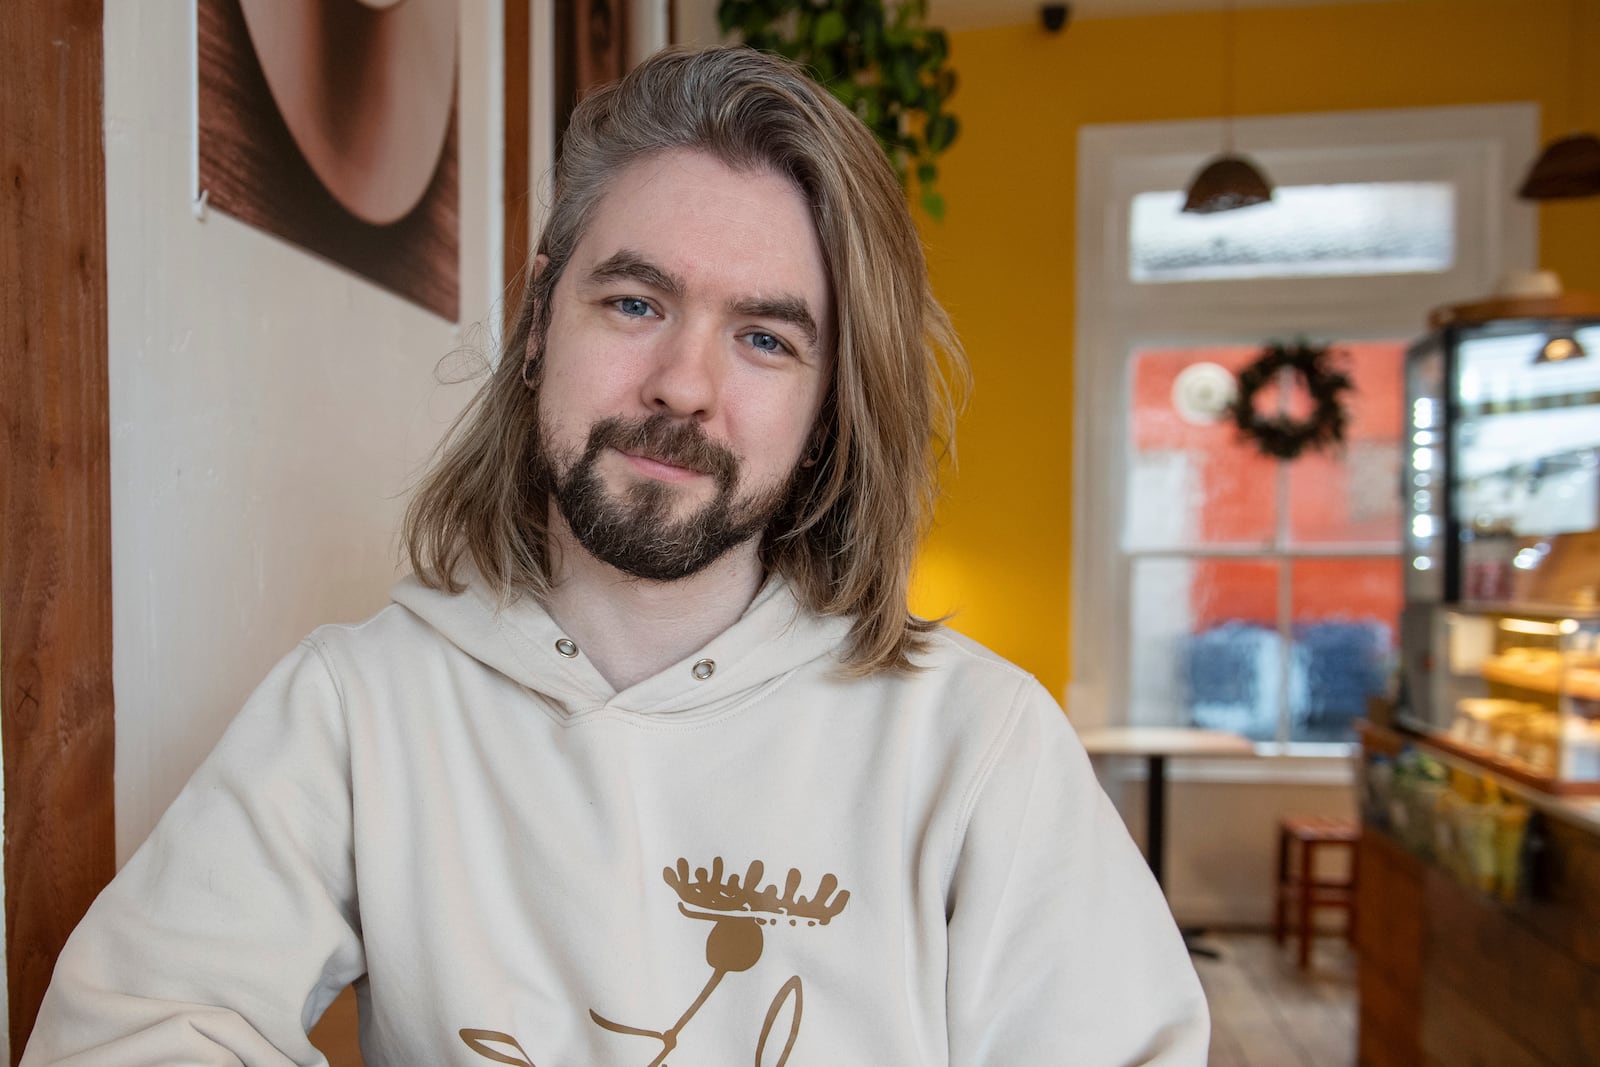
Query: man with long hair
[[26, 47, 1205, 1065]]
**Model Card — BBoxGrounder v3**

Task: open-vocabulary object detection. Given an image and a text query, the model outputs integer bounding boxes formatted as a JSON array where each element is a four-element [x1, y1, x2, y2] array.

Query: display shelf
[[1364, 721, 1600, 835], [1457, 389, 1600, 417], [1418, 728, 1600, 799], [1480, 658, 1600, 701]]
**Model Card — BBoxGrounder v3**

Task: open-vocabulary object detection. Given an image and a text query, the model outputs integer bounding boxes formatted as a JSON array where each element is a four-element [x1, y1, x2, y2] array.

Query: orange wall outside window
[[1129, 341, 1405, 630]]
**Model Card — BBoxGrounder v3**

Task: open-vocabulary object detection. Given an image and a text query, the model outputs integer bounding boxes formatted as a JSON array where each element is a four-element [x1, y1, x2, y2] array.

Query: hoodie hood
[[390, 573, 854, 721]]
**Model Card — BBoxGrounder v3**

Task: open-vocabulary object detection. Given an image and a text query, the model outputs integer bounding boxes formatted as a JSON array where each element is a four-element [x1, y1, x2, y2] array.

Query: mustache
[[583, 414, 739, 488]]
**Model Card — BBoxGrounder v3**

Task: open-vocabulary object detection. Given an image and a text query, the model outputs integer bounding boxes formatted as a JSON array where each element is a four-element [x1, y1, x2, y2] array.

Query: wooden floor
[[1195, 930, 1357, 1067], [310, 930, 1358, 1066]]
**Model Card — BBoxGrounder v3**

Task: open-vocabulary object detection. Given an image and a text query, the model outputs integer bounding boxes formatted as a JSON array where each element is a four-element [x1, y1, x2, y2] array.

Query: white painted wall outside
[[103, 3, 502, 864]]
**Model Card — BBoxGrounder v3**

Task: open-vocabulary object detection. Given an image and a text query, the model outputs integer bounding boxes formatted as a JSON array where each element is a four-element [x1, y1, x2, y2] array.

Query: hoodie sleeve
[[944, 680, 1210, 1066], [22, 640, 365, 1066]]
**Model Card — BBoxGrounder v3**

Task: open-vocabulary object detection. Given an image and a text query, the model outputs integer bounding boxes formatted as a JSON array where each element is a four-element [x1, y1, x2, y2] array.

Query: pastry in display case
[[1399, 293, 1600, 794], [1429, 609, 1600, 790]]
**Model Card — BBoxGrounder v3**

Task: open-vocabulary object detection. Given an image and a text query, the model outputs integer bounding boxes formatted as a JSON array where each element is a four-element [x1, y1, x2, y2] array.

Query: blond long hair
[[403, 46, 967, 674]]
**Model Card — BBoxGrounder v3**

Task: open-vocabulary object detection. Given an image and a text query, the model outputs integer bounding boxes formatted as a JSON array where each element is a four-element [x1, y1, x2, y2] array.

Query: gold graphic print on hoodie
[[460, 857, 851, 1067]]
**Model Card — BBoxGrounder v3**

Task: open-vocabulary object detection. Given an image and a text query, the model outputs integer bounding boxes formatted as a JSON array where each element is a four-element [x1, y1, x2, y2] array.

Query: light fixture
[[1183, 0, 1274, 214], [1520, 134, 1600, 199], [1519, 0, 1600, 200], [1534, 327, 1589, 363], [1183, 156, 1274, 214]]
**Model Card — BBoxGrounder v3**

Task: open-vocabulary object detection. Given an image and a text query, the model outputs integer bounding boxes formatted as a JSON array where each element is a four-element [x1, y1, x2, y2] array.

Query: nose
[[641, 321, 720, 420]]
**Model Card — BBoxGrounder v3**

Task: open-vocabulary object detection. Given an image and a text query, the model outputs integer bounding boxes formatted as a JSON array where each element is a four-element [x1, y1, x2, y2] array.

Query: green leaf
[[813, 9, 847, 47], [891, 54, 918, 101], [926, 113, 958, 153], [721, 0, 959, 221]]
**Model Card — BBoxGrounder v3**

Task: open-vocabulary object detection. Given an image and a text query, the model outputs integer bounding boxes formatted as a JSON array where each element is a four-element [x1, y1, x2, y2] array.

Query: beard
[[540, 412, 797, 582]]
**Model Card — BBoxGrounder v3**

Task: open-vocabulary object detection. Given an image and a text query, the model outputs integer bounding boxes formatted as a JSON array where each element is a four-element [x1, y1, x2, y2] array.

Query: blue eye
[[616, 297, 651, 317], [749, 332, 782, 353]]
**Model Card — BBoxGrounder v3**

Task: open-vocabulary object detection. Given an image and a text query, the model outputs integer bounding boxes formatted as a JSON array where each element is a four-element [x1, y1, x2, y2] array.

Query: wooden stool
[[1273, 815, 1359, 969]]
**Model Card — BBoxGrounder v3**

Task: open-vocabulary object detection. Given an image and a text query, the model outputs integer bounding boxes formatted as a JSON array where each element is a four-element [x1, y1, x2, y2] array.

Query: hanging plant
[[718, 0, 960, 220], [1229, 340, 1354, 460]]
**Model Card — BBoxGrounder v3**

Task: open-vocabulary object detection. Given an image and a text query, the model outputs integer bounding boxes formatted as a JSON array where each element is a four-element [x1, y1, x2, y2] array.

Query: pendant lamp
[[1183, 0, 1274, 214], [1520, 0, 1600, 200], [1535, 330, 1589, 363]]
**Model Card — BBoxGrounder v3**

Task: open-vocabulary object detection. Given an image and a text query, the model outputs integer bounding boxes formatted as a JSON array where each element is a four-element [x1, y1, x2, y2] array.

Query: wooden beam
[[504, 0, 533, 326], [0, 0, 116, 1058]]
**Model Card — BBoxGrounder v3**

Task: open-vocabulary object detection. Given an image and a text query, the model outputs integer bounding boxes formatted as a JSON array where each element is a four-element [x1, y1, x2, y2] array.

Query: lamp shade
[[1518, 133, 1600, 200], [1535, 332, 1588, 363], [1182, 154, 1274, 214]]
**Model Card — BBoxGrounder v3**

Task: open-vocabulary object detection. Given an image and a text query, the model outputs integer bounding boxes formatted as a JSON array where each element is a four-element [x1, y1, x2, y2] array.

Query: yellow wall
[[911, 0, 1600, 699]]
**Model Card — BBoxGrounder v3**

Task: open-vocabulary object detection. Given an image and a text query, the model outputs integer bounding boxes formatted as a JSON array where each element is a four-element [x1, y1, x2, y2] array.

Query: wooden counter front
[[1354, 832, 1423, 1067], [1356, 726, 1600, 1066]]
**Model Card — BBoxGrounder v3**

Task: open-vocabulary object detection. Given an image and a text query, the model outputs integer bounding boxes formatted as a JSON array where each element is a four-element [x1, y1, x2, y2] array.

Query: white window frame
[[1070, 104, 1538, 771]]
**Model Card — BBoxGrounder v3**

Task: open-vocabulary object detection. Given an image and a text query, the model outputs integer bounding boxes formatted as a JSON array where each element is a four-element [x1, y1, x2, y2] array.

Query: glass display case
[[1399, 294, 1600, 793], [1428, 608, 1600, 787]]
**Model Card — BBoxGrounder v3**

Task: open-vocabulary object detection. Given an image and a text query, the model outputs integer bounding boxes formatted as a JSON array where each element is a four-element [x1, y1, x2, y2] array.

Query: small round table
[[1077, 726, 1256, 956]]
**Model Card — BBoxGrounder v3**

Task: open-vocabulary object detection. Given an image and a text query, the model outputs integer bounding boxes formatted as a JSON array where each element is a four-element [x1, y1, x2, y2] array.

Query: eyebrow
[[584, 249, 822, 351], [584, 250, 684, 298], [729, 295, 820, 350]]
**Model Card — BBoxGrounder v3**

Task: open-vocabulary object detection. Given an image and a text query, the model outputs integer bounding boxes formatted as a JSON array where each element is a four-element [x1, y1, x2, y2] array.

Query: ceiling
[[928, 0, 1391, 33]]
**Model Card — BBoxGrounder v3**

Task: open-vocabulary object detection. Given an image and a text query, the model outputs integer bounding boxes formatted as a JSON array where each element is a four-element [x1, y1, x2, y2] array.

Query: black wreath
[[1229, 341, 1354, 460]]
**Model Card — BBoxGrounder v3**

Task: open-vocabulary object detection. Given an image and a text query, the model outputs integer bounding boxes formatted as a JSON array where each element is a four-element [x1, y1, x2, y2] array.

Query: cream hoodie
[[24, 576, 1208, 1065]]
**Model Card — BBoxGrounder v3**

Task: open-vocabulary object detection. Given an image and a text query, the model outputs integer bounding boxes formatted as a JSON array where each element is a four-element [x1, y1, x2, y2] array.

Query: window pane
[[1130, 557, 1281, 741], [1127, 345, 1278, 550], [1130, 182, 1456, 283], [1289, 557, 1400, 744], [1287, 340, 1407, 545]]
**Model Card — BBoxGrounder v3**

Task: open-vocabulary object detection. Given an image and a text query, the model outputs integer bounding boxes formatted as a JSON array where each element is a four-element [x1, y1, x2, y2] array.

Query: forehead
[[569, 150, 834, 330]]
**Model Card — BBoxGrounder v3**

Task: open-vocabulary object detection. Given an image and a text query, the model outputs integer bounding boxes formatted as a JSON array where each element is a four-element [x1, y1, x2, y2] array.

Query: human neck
[[542, 515, 766, 692]]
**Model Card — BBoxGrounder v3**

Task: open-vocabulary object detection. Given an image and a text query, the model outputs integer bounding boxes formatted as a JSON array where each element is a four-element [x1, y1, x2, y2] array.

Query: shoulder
[[860, 624, 1076, 765], [909, 625, 1063, 721], [303, 601, 445, 662], [917, 625, 1037, 682], [289, 602, 469, 711]]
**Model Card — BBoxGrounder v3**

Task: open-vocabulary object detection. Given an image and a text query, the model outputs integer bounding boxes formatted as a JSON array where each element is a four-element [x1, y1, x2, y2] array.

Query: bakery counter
[[1355, 722, 1600, 1067]]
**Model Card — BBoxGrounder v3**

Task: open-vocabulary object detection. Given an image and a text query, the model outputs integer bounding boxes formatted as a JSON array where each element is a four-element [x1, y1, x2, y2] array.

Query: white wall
[[103, 4, 502, 863], [1097, 761, 1357, 927], [672, 0, 721, 45]]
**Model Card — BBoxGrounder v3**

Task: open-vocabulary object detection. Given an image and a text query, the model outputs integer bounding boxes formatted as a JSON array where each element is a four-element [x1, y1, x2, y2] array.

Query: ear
[[800, 422, 829, 468], [522, 254, 553, 371]]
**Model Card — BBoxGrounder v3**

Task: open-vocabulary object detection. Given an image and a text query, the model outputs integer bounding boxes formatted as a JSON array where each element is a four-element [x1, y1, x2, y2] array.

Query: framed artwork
[[197, 0, 461, 321], [552, 0, 630, 158]]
